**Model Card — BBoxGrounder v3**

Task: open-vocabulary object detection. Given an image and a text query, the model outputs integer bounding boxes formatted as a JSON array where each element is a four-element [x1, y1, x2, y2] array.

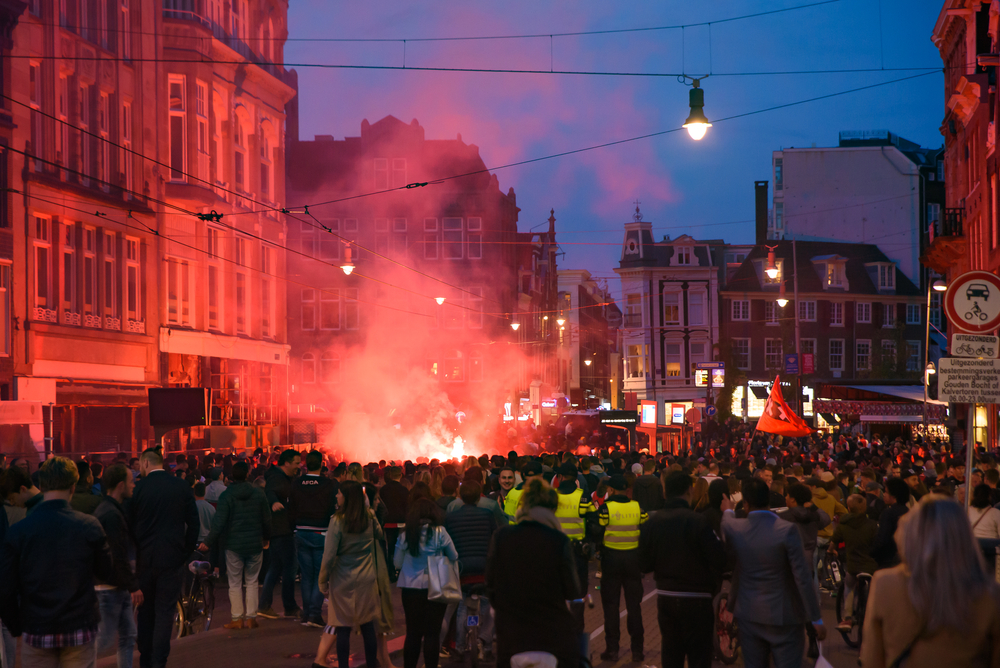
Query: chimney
[[755, 181, 769, 245]]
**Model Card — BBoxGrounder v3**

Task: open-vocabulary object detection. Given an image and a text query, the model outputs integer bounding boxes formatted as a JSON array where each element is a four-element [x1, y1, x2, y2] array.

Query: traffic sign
[[705, 405, 717, 417], [951, 333, 999, 358], [944, 271, 1000, 333], [685, 408, 702, 424], [939, 358, 1000, 403], [696, 362, 725, 369]]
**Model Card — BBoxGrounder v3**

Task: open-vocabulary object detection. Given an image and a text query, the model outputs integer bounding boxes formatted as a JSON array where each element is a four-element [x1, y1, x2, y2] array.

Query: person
[[861, 495, 1000, 667], [597, 474, 647, 662], [394, 495, 458, 668], [488, 467, 516, 510], [288, 450, 337, 627], [0, 456, 114, 668], [313, 481, 384, 668], [503, 461, 543, 520], [631, 459, 664, 512], [721, 478, 825, 668], [639, 471, 725, 668], [193, 483, 215, 546], [205, 468, 226, 505], [444, 480, 499, 660], [806, 475, 847, 553], [446, 468, 508, 527], [3, 465, 42, 515], [778, 483, 831, 570], [486, 479, 581, 668], [864, 481, 887, 522], [258, 449, 301, 620], [553, 463, 596, 658], [871, 478, 910, 570], [829, 495, 878, 632], [436, 475, 459, 513], [379, 465, 409, 582], [700, 479, 729, 536], [129, 448, 200, 668], [969, 483, 1000, 539], [94, 464, 143, 668], [200, 460, 272, 630], [71, 460, 102, 514]]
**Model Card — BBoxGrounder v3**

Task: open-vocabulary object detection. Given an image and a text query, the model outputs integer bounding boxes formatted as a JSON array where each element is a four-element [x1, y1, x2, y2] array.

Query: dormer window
[[878, 264, 895, 290], [676, 246, 692, 265], [827, 263, 845, 288]]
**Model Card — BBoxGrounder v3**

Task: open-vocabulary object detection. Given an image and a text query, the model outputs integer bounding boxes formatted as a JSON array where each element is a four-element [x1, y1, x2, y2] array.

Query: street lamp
[[923, 278, 947, 436], [435, 297, 446, 305], [776, 282, 788, 308], [765, 248, 779, 280], [340, 244, 355, 276], [682, 80, 712, 141], [584, 359, 592, 366], [510, 319, 520, 331], [926, 362, 936, 376]]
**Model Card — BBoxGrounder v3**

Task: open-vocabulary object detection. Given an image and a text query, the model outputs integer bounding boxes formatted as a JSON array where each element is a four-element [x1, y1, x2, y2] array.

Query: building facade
[[5, 0, 293, 457], [555, 269, 617, 410]]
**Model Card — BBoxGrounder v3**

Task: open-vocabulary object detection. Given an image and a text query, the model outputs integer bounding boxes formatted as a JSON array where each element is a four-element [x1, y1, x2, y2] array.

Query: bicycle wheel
[[835, 580, 862, 649], [202, 579, 215, 632], [853, 577, 870, 647], [174, 601, 188, 639], [713, 588, 739, 665]]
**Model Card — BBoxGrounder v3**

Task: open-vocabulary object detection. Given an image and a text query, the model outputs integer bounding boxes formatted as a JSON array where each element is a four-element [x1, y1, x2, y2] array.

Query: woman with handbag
[[394, 498, 459, 668], [861, 495, 1000, 668], [313, 481, 382, 668]]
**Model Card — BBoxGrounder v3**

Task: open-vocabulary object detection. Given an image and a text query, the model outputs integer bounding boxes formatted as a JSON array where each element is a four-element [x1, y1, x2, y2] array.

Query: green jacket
[[70, 482, 102, 515], [206, 482, 272, 558], [830, 512, 878, 575]]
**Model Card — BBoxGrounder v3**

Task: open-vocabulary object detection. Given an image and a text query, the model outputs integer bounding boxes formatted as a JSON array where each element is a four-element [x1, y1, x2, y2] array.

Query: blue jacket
[[393, 524, 458, 589], [444, 503, 497, 576]]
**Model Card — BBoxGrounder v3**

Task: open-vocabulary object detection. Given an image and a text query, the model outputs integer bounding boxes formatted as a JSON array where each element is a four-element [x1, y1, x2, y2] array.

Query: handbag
[[426, 526, 462, 603]]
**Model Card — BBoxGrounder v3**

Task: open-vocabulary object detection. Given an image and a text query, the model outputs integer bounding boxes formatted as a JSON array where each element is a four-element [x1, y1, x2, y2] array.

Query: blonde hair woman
[[861, 495, 1000, 667]]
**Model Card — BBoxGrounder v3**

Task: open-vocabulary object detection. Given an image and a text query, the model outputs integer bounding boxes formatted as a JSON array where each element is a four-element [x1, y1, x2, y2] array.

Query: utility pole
[[793, 238, 802, 412]]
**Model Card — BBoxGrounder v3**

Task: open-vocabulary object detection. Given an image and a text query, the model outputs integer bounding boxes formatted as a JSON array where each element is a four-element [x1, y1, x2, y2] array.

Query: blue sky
[[286, 0, 944, 291]]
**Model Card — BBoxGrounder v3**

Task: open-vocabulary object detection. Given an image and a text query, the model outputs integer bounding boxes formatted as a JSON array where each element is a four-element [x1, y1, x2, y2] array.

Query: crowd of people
[[1, 418, 1000, 668]]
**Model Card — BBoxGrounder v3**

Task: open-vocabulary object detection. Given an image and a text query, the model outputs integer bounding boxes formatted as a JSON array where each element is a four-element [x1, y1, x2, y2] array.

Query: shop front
[[814, 384, 947, 438]]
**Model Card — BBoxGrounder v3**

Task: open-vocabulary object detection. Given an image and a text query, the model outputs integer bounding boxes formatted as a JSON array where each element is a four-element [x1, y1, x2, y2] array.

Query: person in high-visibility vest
[[503, 461, 543, 520], [598, 474, 648, 662], [555, 463, 597, 657]]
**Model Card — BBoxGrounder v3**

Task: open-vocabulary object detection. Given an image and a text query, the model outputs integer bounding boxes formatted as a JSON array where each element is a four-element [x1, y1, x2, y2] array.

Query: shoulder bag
[[426, 526, 461, 603]]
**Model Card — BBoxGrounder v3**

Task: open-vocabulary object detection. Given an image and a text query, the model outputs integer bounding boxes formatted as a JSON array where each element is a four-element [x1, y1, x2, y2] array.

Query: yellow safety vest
[[600, 500, 645, 550], [504, 486, 524, 519], [555, 488, 592, 541]]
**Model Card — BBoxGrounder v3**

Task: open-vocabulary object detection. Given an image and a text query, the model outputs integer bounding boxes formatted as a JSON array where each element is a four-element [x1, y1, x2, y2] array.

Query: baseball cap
[[608, 474, 627, 491], [523, 461, 543, 477], [631, 463, 643, 475], [901, 467, 918, 479]]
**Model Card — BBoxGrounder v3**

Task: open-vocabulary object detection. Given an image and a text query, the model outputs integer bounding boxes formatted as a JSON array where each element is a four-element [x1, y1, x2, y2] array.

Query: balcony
[[624, 313, 643, 328], [922, 208, 966, 275]]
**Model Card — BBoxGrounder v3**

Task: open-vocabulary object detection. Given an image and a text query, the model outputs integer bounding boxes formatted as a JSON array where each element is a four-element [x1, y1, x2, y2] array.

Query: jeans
[[21, 642, 96, 668], [259, 533, 298, 613], [226, 550, 263, 619], [656, 596, 714, 668], [1, 621, 15, 668], [401, 588, 448, 668], [454, 596, 493, 653], [333, 621, 377, 668], [97, 589, 138, 668], [137, 564, 185, 668], [295, 531, 325, 620]]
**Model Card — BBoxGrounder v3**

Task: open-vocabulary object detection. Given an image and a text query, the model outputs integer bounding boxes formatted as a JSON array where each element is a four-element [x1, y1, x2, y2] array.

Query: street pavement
[[87, 570, 861, 668]]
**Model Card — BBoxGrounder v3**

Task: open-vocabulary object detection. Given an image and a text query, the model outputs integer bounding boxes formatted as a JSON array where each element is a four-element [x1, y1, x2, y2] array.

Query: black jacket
[[0, 499, 113, 637], [264, 466, 295, 536], [206, 482, 271, 558], [871, 502, 908, 569], [71, 481, 102, 515], [379, 479, 409, 525], [632, 474, 664, 512], [94, 497, 139, 592], [129, 470, 200, 571], [638, 497, 725, 595], [445, 503, 497, 576], [287, 473, 336, 531]]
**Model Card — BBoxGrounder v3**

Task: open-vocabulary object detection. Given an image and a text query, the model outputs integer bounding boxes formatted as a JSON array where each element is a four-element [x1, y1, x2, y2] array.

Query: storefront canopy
[[841, 385, 946, 406]]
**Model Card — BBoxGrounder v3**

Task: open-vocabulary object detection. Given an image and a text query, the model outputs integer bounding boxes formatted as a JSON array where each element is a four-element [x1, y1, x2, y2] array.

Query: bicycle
[[173, 558, 216, 639], [713, 574, 739, 665], [461, 582, 489, 668], [966, 303, 989, 321], [834, 570, 872, 649]]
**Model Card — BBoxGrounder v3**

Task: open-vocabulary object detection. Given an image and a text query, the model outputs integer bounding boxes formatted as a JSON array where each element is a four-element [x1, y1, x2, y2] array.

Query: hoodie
[[810, 487, 848, 539], [632, 474, 665, 512], [777, 505, 830, 567], [830, 512, 878, 575]]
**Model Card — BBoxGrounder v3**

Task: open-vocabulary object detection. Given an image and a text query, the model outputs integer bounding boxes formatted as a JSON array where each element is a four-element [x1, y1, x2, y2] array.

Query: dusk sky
[[287, 0, 944, 292]]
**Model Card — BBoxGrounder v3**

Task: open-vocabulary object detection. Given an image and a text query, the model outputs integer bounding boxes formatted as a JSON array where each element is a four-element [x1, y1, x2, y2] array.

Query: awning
[[842, 385, 947, 406], [860, 415, 923, 423], [750, 385, 770, 400]]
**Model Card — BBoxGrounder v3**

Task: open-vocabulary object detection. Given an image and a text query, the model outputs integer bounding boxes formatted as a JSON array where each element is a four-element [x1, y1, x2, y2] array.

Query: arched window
[[321, 354, 340, 384]]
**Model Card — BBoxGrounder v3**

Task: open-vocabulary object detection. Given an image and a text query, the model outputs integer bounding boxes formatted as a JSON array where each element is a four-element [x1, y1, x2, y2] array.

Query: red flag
[[755, 375, 814, 437]]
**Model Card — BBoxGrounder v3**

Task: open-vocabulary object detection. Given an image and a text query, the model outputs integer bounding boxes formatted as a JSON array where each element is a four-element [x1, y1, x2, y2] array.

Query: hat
[[765, 458, 777, 466], [557, 463, 578, 478], [819, 471, 836, 483], [864, 481, 882, 492], [631, 463, 644, 476], [523, 461, 543, 477], [608, 475, 627, 491], [901, 467, 918, 479]]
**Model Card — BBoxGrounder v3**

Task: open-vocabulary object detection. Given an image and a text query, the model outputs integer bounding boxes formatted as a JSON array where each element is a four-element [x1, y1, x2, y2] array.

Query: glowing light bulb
[[556, 318, 566, 327], [685, 123, 709, 141], [510, 321, 520, 331], [584, 359, 592, 366], [341, 263, 355, 276], [682, 82, 712, 141], [340, 244, 355, 275], [435, 297, 445, 305]]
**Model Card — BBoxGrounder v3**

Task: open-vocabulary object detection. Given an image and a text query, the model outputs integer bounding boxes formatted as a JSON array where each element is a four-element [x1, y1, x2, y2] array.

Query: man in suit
[[721, 478, 825, 668], [130, 448, 200, 668]]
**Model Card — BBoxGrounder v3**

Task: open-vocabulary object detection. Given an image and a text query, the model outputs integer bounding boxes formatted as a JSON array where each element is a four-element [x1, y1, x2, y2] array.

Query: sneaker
[[599, 650, 618, 662], [285, 606, 303, 619], [837, 619, 853, 631], [305, 616, 324, 628], [223, 619, 245, 630], [631, 652, 644, 663], [246, 618, 259, 629], [257, 607, 279, 619]]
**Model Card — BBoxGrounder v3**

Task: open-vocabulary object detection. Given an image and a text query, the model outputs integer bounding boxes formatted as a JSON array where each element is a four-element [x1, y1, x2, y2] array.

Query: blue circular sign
[[705, 405, 717, 417]]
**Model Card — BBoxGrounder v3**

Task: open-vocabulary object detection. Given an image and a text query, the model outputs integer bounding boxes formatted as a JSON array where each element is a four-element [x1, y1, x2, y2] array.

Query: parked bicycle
[[174, 557, 216, 639], [713, 574, 739, 665]]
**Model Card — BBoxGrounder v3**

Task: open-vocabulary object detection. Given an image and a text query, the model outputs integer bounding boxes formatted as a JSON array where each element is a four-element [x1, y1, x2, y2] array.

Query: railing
[[936, 208, 964, 237], [162, 0, 281, 77]]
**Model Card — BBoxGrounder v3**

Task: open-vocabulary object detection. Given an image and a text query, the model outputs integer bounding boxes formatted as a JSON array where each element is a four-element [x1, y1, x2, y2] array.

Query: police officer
[[554, 463, 597, 656], [503, 460, 543, 520], [598, 474, 647, 662]]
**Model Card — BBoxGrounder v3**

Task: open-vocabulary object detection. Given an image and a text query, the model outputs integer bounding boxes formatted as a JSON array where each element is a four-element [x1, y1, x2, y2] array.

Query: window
[[125, 237, 141, 323], [856, 340, 871, 371], [800, 339, 816, 356], [120, 0, 131, 60], [59, 0, 68, 27], [731, 300, 749, 321], [733, 338, 750, 370], [207, 228, 223, 330], [467, 217, 482, 259], [234, 238, 248, 334], [60, 223, 78, 321], [774, 158, 783, 190], [321, 354, 340, 384], [443, 350, 465, 382], [466, 287, 483, 329], [0, 264, 9, 355], [856, 302, 871, 324], [234, 120, 246, 192], [829, 339, 844, 371], [29, 63, 42, 169], [301, 289, 315, 330], [344, 288, 359, 330], [675, 246, 692, 265], [469, 351, 483, 382], [765, 339, 783, 369], [197, 82, 209, 181], [878, 265, 895, 290], [78, 84, 91, 183], [826, 262, 845, 288], [374, 158, 388, 189], [906, 341, 920, 372], [82, 228, 97, 320], [261, 246, 274, 338], [97, 93, 109, 188], [231, 0, 247, 41], [423, 218, 438, 259], [830, 302, 843, 326], [318, 220, 339, 260], [664, 293, 680, 325], [393, 218, 408, 255], [374, 218, 389, 254], [320, 288, 340, 330], [80, 0, 90, 40], [763, 259, 782, 284], [442, 218, 463, 259], [259, 122, 271, 198], [689, 341, 707, 373], [57, 76, 69, 167], [765, 301, 778, 325], [121, 101, 133, 194], [103, 231, 118, 325], [626, 344, 646, 378], [774, 201, 784, 231], [927, 202, 941, 236], [301, 353, 316, 384], [881, 340, 897, 366], [33, 217, 52, 318], [665, 343, 682, 377], [168, 76, 186, 181], [798, 300, 816, 322], [391, 158, 406, 188], [882, 303, 895, 328], [930, 292, 942, 328], [0, 146, 6, 229], [906, 303, 921, 325], [166, 258, 191, 325], [688, 292, 704, 326], [625, 294, 642, 327]]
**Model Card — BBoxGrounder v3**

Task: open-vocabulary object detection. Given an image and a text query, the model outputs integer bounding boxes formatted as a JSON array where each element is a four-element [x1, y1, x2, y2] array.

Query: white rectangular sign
[[951, 333, 999, 358], [939, 358, 1000, 403]]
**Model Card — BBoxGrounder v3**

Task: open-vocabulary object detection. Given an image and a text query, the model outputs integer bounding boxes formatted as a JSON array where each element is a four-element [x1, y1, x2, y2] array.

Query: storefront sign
[[802, 354, 815, 375], [939, 358, 1000, 404], [671, 404, 686, 424], [640, 400, 657, 426]]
